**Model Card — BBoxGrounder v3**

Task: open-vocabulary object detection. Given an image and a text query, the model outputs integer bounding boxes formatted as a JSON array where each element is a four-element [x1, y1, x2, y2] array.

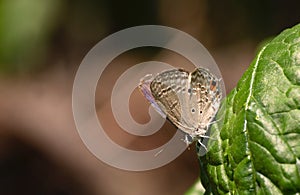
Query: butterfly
[[138, 67, 222, 148]]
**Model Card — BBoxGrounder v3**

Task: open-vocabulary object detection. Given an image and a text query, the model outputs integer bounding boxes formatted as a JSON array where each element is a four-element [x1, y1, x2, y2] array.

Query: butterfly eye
[[191, 108, 195, 113]]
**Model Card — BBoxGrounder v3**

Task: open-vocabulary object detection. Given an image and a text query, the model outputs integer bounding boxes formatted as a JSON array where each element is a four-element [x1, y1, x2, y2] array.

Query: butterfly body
[[139, 67, 222, 144]]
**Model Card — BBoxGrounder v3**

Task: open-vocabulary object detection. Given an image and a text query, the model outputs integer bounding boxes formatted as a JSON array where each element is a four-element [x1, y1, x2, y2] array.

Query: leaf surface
[[197, 24, 300, 194]]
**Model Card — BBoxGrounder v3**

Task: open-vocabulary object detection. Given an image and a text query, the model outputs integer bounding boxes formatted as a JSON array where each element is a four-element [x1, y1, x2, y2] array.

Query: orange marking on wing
[[210, 80, 217, 91]]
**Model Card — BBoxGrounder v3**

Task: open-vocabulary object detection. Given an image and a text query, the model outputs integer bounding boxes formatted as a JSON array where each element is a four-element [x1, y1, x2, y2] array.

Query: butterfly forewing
[[150, 69, 190, 131]]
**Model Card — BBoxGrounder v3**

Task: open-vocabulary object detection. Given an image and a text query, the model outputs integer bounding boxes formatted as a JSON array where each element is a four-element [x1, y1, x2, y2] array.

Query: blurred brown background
[[0, 0, 299, 194]]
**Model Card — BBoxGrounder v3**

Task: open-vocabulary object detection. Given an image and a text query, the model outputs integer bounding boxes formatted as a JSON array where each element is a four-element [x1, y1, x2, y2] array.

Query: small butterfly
[[139, 67, 222, 148]]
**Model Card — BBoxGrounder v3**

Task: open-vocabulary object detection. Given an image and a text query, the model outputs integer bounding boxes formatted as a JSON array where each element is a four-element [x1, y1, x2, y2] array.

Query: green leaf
[[197, 23, 300, 194], [0, 0, 62, 72], [185, 179, 205, 195]]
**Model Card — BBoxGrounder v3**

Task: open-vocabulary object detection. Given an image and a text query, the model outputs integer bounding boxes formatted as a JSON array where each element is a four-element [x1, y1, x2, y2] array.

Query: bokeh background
[[0, 0, 299, 194]]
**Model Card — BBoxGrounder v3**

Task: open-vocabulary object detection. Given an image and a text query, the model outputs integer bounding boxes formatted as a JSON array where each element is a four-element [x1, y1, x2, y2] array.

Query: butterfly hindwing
[[188, 68, 221, 131]]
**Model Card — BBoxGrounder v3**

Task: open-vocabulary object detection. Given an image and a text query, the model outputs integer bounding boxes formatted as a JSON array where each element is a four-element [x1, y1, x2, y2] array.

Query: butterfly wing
[[149, 69, 193, 133], [139, 67, 222, 141], [186, 68, 222, 134], [139, 74, 167, 118]]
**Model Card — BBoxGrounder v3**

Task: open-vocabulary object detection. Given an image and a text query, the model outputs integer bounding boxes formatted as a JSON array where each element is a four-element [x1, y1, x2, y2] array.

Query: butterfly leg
[[199, 134, 217, 141], [183, 134, 193, 146], [197, 139, 208, 151]]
